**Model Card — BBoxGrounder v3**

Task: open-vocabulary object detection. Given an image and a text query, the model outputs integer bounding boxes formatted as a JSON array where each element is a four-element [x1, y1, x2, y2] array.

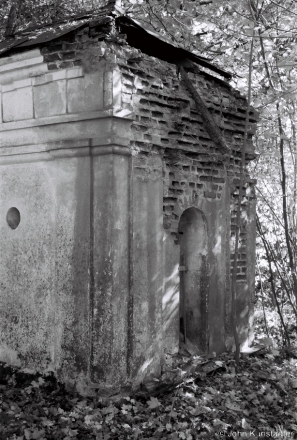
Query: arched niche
[[178, 207, 209, 353]]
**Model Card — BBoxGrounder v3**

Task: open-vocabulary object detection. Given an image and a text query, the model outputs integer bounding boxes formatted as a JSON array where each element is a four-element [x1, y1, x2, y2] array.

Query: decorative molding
[[0, 109, 133, 132], [0, 138, 131, 164]]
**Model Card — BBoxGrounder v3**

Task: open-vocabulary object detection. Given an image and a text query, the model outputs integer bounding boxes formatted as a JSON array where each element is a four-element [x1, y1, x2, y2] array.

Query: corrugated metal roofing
[[16, 22, 89, 47], [117, 16, 232, 80], [0, 0, 116, 58], [0, 0, 231, 80], [0, 37, 28, 55], [0, 22, 89, 57]]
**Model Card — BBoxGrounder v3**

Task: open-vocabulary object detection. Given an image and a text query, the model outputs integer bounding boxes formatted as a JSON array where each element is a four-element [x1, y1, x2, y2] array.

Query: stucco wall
[[0, 34, 258, 392], [130, 153, 164, 383], [0, 153, 92, 383], [91, 150, 131, 388], [0, 48, 134, 392]]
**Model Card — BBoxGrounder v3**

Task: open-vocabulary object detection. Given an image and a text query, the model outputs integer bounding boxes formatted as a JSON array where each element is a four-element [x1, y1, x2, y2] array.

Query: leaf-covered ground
[[1, 347, 297, 440]]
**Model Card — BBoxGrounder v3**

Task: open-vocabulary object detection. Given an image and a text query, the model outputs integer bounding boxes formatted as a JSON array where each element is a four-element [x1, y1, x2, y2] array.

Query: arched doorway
[[178, 207, 209, 353]]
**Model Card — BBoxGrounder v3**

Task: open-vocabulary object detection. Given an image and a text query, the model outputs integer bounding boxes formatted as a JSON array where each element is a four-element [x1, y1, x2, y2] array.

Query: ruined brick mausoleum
[[0, 1, 258, 393]]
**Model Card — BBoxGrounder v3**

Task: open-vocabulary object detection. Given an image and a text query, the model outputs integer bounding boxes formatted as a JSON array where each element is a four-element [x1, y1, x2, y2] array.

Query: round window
[[6, 207, 21, 230]]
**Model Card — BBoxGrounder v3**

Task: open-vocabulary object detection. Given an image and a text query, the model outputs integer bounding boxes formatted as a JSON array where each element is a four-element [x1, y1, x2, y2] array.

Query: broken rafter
[[179, 65, 231, 156]]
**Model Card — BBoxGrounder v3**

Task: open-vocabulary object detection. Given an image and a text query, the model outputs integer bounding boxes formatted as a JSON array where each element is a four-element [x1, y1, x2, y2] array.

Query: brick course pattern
[[39, 24, 257, 284]]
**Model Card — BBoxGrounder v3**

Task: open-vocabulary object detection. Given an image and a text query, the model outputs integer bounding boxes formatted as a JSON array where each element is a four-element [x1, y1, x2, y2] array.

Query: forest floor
[[1, 343, 297, 440]]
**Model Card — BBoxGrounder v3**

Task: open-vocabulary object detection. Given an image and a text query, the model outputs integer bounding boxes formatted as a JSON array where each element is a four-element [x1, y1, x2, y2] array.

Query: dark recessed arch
[[178, 207, 209, 353]]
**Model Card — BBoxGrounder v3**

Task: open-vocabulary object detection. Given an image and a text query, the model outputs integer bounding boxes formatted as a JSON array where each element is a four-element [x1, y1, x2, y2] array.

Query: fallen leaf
[[32, 430, 45, 440], [242, 418, 252, 429], [24, 429, 31, 440], [147, 396, 161, 409], [225, 402, 242, 411], [290, 379, 297, 389]]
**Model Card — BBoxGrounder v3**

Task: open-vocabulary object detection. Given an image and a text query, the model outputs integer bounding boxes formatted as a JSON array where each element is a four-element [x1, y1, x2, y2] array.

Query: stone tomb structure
[[0, 3, 258, 393]]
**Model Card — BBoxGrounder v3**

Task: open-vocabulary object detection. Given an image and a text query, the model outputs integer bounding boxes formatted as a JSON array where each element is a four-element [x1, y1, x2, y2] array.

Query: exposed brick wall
[[32, 23, 257, 284], [230, 178, 257, 282], [114, 46, 257, 285], [40, 32, 83, 70]]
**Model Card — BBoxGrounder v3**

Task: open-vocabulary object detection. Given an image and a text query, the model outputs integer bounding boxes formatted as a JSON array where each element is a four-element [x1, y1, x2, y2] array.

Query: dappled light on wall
[[162, 264, 179, 323]]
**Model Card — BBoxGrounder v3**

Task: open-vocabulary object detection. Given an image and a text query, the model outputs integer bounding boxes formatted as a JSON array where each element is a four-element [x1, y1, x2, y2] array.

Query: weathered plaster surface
[[91, 151, 130, 386], [0, 47, 133, 392], [130, 153, 164, 383], [0, 33, 257, 393], [0, 161, 55, 369]]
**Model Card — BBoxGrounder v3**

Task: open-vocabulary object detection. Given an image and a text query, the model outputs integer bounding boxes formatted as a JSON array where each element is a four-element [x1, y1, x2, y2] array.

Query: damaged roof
[[0, 1, 116, 56], [0, 0, 232, 81]]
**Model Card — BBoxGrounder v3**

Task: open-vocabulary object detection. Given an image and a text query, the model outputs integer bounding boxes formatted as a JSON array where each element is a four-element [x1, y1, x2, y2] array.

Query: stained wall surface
[[0, 48, 134, 392], [0, 32, 258, 392]]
